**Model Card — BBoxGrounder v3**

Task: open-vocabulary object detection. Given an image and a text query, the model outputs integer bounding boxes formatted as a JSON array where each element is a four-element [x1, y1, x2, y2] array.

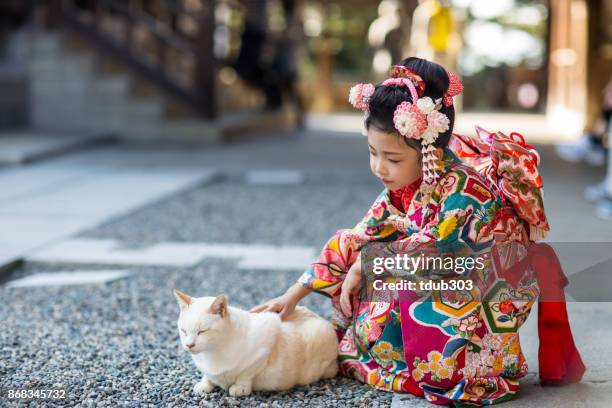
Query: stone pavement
[[0, 148, 218, 272], [0, 130, 114, 165], [1, 127, 611, 407]]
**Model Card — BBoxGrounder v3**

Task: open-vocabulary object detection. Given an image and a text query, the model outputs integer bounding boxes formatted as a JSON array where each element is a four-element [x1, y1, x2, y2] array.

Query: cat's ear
[[174, 290, 193, 310], [210, 294, 228, 318]]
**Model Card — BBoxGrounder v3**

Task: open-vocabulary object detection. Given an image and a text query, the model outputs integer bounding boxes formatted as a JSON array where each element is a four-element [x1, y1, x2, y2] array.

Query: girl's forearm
[[348, 252, 362, 276], [287, 282, 312, 302]]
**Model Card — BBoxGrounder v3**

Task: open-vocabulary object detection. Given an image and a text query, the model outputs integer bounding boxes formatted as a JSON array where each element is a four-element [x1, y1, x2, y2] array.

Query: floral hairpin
[[348, 83, 374, 111], [348, 83, 375, 136]]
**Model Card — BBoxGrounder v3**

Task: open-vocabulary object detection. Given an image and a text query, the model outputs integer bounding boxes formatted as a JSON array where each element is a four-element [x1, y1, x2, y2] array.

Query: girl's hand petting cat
[[250, 294, 297, 320], [340, 256, 362, 317], [250, 283, 311, 320]]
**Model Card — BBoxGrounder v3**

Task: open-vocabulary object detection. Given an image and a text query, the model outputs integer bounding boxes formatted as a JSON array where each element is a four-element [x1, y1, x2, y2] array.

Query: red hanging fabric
[[493, 243, 586, 384], [529, 243, 586, 385]]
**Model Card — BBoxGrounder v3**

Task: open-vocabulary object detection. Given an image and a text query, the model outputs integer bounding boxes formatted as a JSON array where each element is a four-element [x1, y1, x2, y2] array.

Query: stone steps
[[0, 130, 116, 165], [25, 30, 297, 143]]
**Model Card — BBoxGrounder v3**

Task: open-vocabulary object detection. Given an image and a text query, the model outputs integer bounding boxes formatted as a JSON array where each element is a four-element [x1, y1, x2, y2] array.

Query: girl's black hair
[[365, 57, 455, 149]]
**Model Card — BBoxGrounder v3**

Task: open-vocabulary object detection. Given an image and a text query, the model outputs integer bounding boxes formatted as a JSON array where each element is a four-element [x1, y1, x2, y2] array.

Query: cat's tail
[[322, 360, 339, 379]]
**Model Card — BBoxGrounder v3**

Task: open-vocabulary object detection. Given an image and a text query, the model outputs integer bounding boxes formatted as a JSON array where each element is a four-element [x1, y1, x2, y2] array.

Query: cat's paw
[[193, 378, 215, 395], [228, 383, 252, 397]]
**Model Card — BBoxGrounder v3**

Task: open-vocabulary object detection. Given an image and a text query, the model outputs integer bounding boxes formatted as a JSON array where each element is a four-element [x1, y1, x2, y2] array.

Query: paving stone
[[0, 130, 114, 165], [245, 170, 305, 185], [28, 238, 315, 270], [6, 270, 130, 288], [0, 165, 218, 271]]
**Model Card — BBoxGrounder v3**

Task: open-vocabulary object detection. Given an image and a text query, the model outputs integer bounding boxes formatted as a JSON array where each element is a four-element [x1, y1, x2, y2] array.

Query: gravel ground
[[1, 176, 395, 407], [78, 178, 380, 247], [1, 260, 393, 407]]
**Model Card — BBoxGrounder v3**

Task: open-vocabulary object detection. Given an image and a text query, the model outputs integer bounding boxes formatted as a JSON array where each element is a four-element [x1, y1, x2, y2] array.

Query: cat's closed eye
[[197, 329, 209, 335], [180, 329, 186, 335]]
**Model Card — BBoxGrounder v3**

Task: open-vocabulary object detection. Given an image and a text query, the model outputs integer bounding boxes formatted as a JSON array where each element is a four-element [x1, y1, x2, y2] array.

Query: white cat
[[174, 290, 338, 397]]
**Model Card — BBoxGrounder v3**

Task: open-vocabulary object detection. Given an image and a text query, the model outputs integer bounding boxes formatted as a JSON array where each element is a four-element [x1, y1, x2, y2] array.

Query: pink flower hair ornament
[[348, 83, 375, 111], [348, 83, 375, 136]]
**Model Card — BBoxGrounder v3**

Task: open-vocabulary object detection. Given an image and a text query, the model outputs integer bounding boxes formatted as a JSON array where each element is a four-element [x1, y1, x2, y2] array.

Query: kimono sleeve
[[297, 190, 393, 297]]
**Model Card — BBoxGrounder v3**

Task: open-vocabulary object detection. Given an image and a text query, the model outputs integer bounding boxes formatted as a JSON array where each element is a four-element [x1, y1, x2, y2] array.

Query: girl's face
[[367, 127, 422, 191]]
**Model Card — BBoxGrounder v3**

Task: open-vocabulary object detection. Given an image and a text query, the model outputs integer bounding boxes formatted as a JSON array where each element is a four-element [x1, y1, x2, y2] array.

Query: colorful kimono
[[299, 129, 585, 406]]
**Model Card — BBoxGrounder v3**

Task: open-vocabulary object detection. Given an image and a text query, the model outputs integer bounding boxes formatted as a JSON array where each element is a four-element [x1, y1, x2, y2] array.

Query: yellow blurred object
[[428, 2, 452, 53]]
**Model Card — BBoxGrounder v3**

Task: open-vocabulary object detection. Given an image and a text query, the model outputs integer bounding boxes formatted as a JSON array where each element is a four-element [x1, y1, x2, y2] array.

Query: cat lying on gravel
[[174, 291, 338, 397]]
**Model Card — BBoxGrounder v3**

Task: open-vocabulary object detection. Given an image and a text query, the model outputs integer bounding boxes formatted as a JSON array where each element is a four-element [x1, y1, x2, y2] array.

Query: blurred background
[[1, 2, 612, 406], [0, 0, 610, 141]]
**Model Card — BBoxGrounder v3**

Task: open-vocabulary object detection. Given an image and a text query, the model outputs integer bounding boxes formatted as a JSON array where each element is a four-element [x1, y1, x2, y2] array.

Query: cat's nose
[[186, 343, 195, 349]]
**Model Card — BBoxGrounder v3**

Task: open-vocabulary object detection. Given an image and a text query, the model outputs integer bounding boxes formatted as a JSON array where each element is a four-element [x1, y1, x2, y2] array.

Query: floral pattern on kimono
[[298, 147, 539, 406]]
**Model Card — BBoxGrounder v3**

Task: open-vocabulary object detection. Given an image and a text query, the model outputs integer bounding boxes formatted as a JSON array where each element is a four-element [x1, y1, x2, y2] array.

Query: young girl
[[252, 57, 585, 405]]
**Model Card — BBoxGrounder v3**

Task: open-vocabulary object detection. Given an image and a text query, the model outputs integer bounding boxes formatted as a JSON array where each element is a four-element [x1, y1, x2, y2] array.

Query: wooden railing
[[46, 0, 217, 119]]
